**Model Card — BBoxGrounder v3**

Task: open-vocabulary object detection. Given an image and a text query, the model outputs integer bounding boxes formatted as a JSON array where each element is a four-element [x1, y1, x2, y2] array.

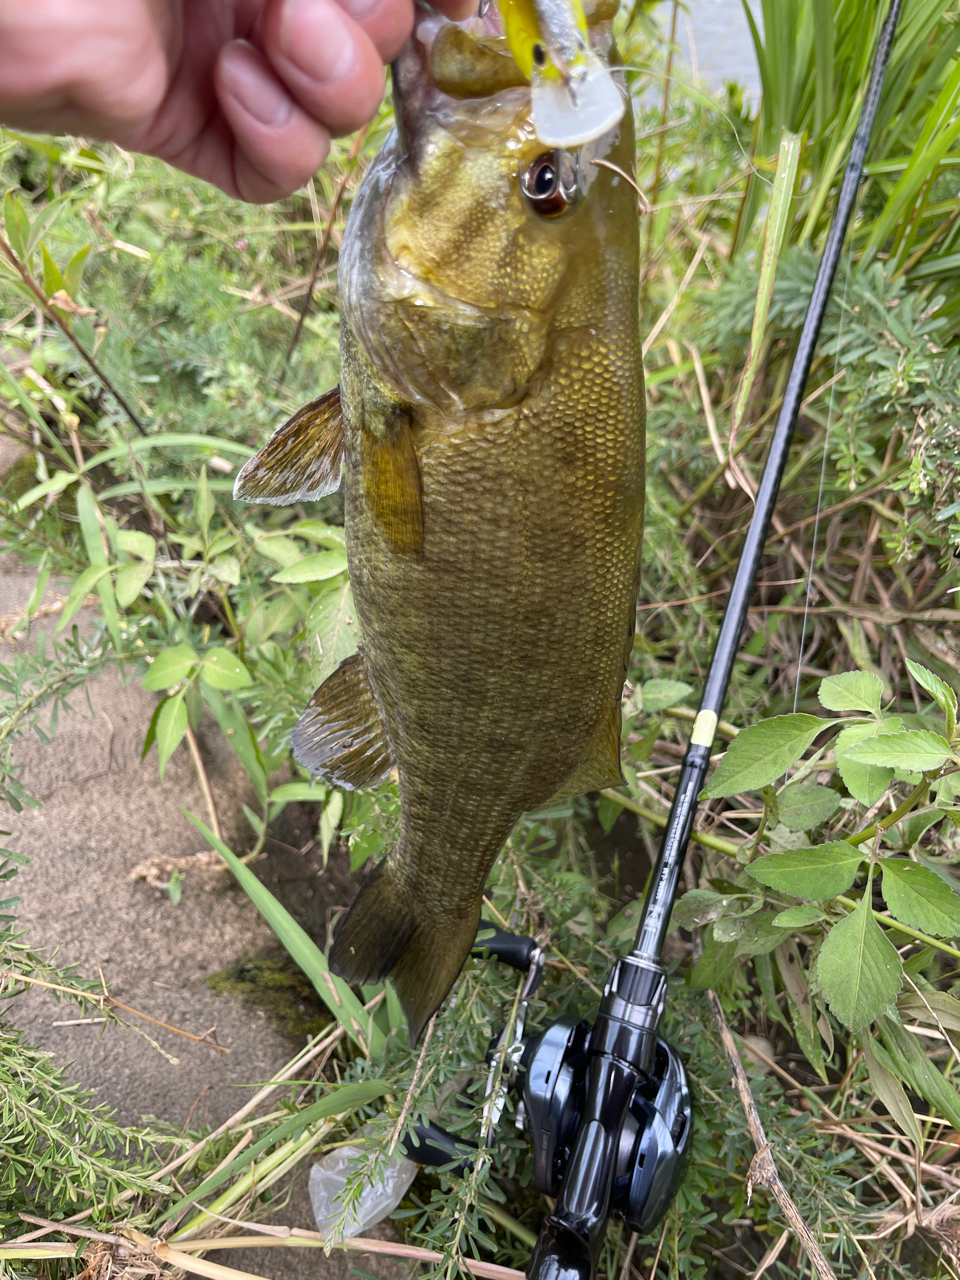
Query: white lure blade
[[531, 54, 624, 148]]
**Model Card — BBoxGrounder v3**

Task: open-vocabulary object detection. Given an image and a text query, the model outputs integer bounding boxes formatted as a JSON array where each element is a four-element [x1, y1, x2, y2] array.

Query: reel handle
[[473, 923, 540, 972]]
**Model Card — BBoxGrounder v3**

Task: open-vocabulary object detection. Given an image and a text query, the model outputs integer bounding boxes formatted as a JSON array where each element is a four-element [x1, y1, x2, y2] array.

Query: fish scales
[[235, 3, 644, 1042]]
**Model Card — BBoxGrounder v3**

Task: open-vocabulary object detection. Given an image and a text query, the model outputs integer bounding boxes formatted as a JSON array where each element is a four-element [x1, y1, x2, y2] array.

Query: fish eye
[[521, 150, 579, 217], [532, 42, 546, 67]]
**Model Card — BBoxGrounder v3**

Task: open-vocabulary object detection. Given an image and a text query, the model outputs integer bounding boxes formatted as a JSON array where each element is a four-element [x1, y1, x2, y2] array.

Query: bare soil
[[0, 525, 407, 1280]]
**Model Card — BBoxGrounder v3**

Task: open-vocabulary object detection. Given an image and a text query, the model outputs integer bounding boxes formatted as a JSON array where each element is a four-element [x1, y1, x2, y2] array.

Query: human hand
[[0, 0, 476, 203]]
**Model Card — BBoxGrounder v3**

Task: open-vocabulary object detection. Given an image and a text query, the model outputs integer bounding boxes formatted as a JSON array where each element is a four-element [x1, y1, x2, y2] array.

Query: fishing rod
[[514, 2, 905, 1277]]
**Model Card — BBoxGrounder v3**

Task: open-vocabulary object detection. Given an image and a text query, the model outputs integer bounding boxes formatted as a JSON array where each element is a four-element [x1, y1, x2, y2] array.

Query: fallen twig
[[0, 969, 229, 1053], [184, 725, 222, 842], [0, 593, 98, 641], [749, 1228, 790, 1280], [283, 128, 367, 371], [154, 1230, 527, 1280], [704, 988, 836, 1280]]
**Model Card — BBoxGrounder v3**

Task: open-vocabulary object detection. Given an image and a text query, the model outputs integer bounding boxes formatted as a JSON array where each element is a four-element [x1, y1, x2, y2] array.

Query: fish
[[234, 0, 645, 1044]]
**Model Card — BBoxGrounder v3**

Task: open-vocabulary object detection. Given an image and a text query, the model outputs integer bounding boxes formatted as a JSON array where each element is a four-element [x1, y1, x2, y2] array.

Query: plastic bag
[[309, 1127, 418, 1240]]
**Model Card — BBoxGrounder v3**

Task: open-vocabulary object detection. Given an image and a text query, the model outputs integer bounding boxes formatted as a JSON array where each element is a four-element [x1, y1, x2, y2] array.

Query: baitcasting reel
[[405, 922, 691, 1277], [521, 1017, 690, 1237]]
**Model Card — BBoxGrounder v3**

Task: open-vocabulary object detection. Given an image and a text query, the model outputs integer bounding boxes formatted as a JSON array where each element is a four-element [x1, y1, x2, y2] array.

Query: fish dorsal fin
[[362, 410, 423, 558], [543, 699, 624, 804], [292, 652, 395, 789], [234, 387, 344, 505]]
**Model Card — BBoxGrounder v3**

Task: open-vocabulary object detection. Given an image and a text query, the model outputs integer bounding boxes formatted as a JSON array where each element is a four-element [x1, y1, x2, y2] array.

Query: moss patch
[[207, 956, 331, 1043]]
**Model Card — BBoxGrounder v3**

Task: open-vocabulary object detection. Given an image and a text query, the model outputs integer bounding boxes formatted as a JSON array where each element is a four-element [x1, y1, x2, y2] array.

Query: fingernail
[[220, 41, 294, 125], [280, 0, 357, 80], [336, 0, 381, 20]]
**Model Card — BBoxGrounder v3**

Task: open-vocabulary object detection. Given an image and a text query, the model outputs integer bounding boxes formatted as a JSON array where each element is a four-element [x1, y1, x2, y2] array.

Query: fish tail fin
[[329, 860, 480, 1044]]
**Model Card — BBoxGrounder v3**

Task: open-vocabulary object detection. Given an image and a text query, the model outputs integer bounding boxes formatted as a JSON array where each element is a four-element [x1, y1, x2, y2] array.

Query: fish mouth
[[391, 0, 528, 155], [340, 1, 623, 415]]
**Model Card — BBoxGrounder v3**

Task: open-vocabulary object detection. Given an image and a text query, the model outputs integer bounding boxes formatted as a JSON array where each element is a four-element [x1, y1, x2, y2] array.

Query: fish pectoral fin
[[362, 410, 424, 558], [233, 386, 344, 505], [543, 700, 624, 804], [291, 652, 395, 789], [330, 859, 481, 1045]]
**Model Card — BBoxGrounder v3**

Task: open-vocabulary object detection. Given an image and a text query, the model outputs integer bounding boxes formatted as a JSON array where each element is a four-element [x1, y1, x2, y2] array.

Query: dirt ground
[[0, 485, 408, 1278]]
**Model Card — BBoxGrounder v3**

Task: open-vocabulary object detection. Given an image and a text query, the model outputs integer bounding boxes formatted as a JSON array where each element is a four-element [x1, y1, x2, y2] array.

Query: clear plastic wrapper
[[309, 1127, 418, 1240]]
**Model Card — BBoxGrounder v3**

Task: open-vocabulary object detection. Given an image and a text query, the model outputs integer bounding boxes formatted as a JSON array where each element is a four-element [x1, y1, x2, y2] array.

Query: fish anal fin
[[291, 652, 395, 789], [330, 860, 480, 1044], [234, 386, 344, 505], [362, 409, 424, 558], [543, 700, 624, 805]]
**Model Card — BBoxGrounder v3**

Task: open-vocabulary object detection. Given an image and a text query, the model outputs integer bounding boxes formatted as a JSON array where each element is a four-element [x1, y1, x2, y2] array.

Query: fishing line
[[792, 231, 854, 712]]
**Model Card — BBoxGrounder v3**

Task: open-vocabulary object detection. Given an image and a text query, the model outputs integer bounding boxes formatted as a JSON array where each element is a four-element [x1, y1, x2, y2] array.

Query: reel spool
[[520, 1018, 691, 1234]]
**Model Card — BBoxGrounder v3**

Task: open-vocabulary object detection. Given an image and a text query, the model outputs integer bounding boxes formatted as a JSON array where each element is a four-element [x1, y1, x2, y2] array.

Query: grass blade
[[184, 812, 385, 1058]]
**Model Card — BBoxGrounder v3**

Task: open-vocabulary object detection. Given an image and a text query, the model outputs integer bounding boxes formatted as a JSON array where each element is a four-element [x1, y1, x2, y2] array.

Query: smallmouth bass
[[235, 0, 644, 1043]]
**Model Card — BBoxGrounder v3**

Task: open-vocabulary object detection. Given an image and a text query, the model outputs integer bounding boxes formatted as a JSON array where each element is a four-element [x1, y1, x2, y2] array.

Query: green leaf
[[269, 781, 329, 804], [746, 843, 864, 899], [880, 1019, 960, 1132], [12, 469, 79, 512], [760, 785, 780, 829], [732, 911, 792, 958], [3, 192, 29, 258], [142, 645, 200, 691], [115, 560, 153, 608], [689, 931, 740, 991], [156, 692, 187, 780], [194, 465, 214, 537], [306, 576, 361, 684], [818, 670, 883, 716], [772, 905, 826, 929], [842, 731, 952, 773], [24, 194, 67, 259], [291, 520, 347, 548], [200, 648, 252, 690], [319, 791, 344, 864], [817, 889, 903, 1031], [596, 792, 622, 834], [897, 991, 960, 1034], [116, 529, 156, 561], [834, 718, 901, 806], [271, 551, 349, 584], [40, 243, 64, 299], [784, 985, 827, 1083], [184, 813, 383, 1058], [244, 592, 307, 647], [906, 660, 957, 740], [880, 860, 960, 938], [185, 679, 202, 731], [200, 687, 268, 805], [670, 889, 733, 930], [702, 715, 839, 799], [209, 554, 240, 586], [62, 243, 91, 300], [243, 803, 265, 836], [75, 482, 121, 650], [141, 696, 167, 761], [57, 565, 112, 631], [249, 529, 303, 567], [861, 1035, 922, 1146], [77, 482, 106, 565], [778, 783, 840, 832], [641, 679, 693, 712]]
